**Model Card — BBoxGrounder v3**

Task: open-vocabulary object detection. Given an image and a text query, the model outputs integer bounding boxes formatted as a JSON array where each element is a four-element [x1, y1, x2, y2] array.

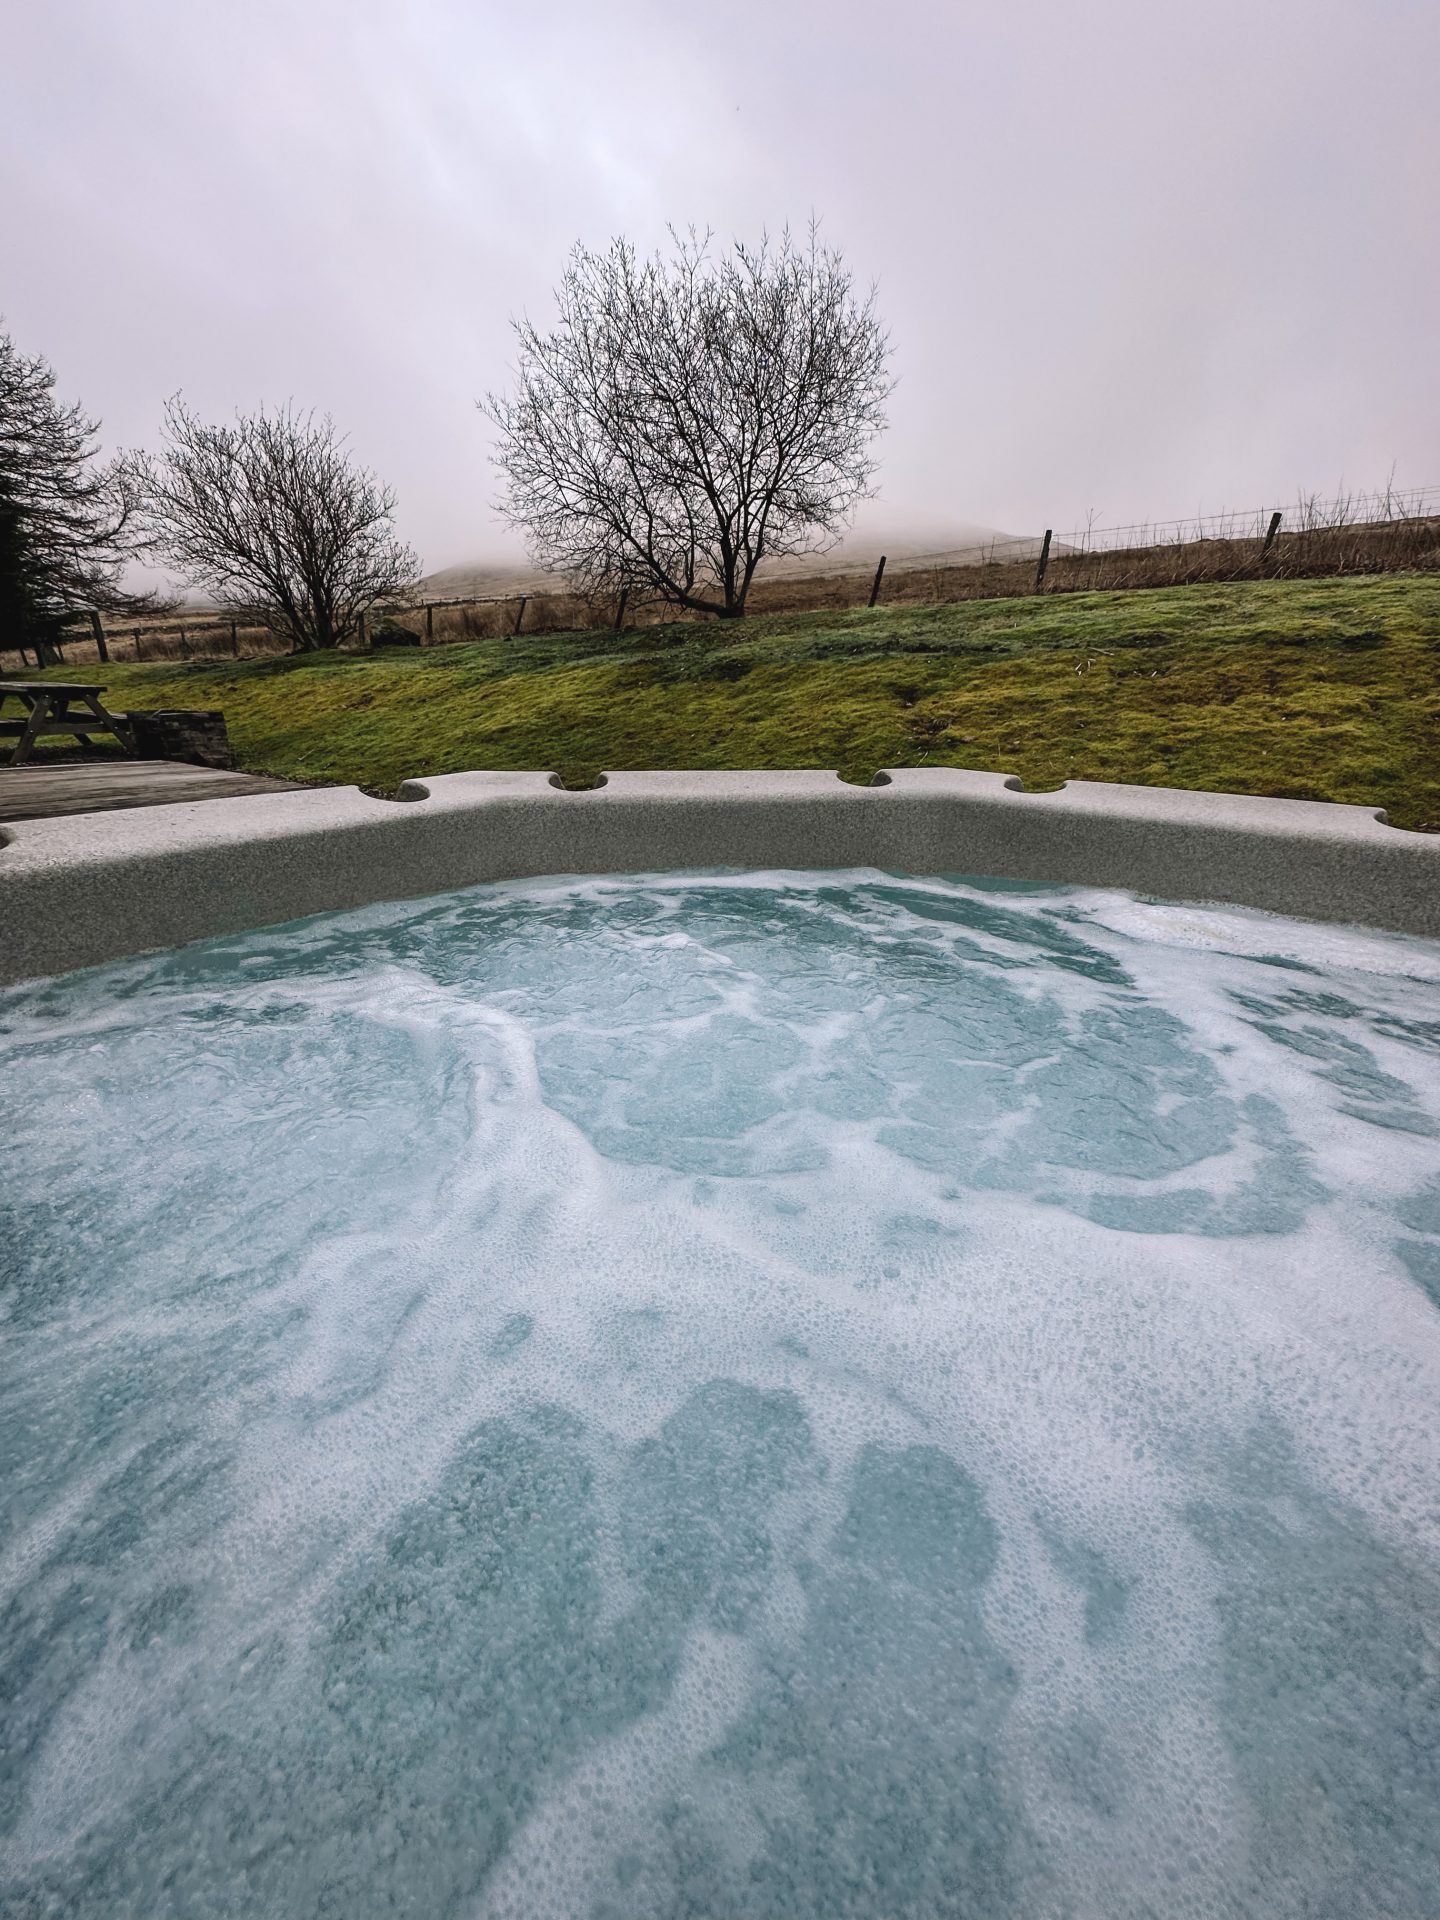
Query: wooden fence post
[[89, 609, 110, 662], [1261, 510, 1282, 559], [425, 603, 434, 642], [133, 627, 144, 661], [357, 610, 367, 648], [613, 587, 629, 631], [513, 596, 527, 635], [868, 555, 887, 608], [1035, 529, 1053, 593], [230, 620, 239, 655]]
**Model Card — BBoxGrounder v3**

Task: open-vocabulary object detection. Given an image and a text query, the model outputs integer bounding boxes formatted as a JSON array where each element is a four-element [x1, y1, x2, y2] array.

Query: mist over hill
[[418, 519, 1041, 602]]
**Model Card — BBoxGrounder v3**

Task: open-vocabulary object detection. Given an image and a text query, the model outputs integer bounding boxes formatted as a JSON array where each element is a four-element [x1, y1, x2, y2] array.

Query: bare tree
[[133, 400, 419, 651], [484, 226, 892, 620], [0, 327, 147, 655]]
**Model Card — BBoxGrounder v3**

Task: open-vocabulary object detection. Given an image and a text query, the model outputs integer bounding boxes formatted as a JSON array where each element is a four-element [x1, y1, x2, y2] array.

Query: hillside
[[19, 574, 1437, 833]]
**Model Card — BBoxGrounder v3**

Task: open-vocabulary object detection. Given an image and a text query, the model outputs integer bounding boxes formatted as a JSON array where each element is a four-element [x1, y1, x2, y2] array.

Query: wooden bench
[[0, 682, 137, 766]]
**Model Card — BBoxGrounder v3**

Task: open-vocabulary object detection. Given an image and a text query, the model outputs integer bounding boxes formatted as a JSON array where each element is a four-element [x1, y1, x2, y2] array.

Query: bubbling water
[[2, 870, 1439, 1920]]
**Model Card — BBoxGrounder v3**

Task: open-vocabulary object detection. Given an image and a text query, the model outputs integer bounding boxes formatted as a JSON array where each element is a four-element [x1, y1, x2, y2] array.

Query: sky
[[3, 0, 1436, 572]]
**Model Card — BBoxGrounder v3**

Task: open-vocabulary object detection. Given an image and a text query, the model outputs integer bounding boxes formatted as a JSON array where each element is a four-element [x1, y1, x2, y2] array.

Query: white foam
[[2, 871, 1438, 1919]]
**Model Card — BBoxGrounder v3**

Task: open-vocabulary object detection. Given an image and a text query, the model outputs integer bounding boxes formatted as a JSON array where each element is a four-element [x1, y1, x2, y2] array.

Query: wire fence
[[866, 483, 1440, 569], [1074, 481, 1440, 550], [5, 484, 1438, 671], [833, 484, 1440, 607]]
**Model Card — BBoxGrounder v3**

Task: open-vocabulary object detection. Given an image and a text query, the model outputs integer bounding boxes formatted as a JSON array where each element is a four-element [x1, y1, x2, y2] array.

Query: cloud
[[3, 0, 1435, 571]]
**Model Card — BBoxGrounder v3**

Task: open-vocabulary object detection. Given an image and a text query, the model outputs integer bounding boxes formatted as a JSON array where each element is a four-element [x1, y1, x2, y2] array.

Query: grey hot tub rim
[[0, 765, 1436, 986]]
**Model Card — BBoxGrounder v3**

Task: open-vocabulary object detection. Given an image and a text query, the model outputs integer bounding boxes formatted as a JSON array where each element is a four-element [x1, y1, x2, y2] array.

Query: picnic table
[[0, 682, 136, 766]]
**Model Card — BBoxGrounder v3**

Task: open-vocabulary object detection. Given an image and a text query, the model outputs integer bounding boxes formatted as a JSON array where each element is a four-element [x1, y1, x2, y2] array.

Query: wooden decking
[[0, 759, 305, 823]]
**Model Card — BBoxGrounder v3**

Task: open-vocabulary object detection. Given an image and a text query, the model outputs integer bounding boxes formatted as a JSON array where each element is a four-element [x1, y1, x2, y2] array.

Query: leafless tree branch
[[483, 225, 892, 619], [130, 400, 420, 651]]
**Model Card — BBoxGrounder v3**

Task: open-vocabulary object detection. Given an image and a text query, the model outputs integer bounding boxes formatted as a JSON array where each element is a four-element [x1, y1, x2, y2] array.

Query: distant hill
[[417, 524, 1040, 602], [755, 522, 1042, 579], [417, 559, 559, 601]]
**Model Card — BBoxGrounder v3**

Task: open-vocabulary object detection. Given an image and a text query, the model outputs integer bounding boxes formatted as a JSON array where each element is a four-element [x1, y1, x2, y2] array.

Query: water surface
[[3, 871, 1439, 1918]]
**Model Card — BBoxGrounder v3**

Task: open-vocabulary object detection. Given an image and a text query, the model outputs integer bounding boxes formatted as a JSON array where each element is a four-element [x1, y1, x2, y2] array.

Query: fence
[[798, 485, 1440, 612], [0, 585, 650, 670], [834, 484, 1440, 602], [5, 484, 1438, 671]]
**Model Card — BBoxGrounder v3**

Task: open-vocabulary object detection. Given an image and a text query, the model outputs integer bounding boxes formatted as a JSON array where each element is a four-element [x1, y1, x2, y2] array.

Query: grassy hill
[[14, 574, 1439, 830]]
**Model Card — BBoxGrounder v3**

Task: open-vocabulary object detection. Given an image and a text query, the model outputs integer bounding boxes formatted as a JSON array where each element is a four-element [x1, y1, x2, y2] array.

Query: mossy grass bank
[[17, 574, 1439, 830]]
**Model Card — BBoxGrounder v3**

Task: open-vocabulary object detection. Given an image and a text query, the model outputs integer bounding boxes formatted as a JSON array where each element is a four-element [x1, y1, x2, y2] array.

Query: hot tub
[[3, 859, 1439, 1917]]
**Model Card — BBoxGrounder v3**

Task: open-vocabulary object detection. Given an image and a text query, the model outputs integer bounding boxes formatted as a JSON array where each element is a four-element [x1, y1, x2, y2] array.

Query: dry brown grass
[[37, 617, 291, 669]]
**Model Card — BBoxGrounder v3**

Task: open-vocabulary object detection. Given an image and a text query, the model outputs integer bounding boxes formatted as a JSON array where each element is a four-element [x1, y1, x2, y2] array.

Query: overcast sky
[[3, 0, 1436, 570]]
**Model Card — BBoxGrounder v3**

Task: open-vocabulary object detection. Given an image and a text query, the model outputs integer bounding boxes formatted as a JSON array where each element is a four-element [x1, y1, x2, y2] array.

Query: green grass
[[19, 574, 1440, 829]]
